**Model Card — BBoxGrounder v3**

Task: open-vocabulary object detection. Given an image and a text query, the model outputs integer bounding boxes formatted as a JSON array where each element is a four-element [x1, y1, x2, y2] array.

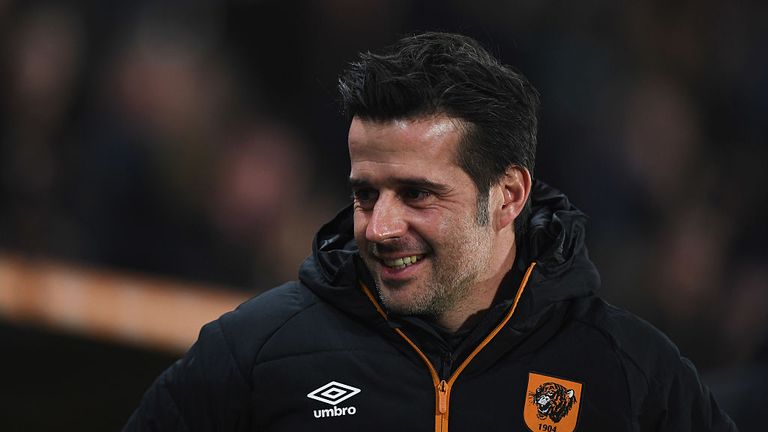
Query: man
[[125, 32, 737, 431]]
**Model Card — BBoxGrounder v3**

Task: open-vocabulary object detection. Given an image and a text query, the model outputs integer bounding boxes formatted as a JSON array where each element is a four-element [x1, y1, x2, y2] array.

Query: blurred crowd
[[1, 0, 766, 426]]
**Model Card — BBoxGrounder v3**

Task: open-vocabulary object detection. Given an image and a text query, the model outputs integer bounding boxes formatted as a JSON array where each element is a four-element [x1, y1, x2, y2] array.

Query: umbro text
[[313, 406, 357, 418]]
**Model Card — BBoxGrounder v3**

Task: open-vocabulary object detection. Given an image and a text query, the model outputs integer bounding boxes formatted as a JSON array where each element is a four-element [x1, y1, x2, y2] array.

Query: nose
[[366, 192, 407, 242]]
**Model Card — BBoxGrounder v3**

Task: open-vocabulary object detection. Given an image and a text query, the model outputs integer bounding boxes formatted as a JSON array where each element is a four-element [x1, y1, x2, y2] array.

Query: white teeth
[[383, 255, 422, 269]]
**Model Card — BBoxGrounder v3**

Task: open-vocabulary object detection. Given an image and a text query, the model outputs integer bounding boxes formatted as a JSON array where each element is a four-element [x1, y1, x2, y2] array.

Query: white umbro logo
[[308, 381, 361, 418], [307, 381, 361, 405]]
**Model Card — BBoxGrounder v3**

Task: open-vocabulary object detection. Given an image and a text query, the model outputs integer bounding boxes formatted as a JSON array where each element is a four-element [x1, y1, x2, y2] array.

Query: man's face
[[349, 115, 497, 317]]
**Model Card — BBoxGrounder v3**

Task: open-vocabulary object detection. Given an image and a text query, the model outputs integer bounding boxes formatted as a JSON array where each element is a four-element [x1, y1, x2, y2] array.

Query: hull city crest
[[523, 372, 583, 432]]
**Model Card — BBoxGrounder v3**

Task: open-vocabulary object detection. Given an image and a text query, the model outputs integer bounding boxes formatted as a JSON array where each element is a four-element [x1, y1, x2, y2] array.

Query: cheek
[[406, 213, 444, 244], [429, 211, 475, 244], [414, 206, 456, 231]]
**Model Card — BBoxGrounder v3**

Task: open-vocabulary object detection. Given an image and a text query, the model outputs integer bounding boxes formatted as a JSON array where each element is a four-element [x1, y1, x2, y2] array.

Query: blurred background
[[0, 0, 766, 429]]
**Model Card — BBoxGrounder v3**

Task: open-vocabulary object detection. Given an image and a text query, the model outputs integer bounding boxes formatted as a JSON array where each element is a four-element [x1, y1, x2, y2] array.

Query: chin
[[377, 282, 425, 314]]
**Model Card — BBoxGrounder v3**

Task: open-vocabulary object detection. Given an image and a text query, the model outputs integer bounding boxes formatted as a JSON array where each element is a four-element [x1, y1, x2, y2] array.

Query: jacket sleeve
[[615, 318, 739, 432], [123, 319, 252, 431], [602, 304, 738, 431], [638, 352, 738, 431]]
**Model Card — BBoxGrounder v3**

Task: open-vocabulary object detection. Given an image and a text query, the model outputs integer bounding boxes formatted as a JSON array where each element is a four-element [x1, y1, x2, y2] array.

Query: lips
[[381, 255, 424, 269], [369, 252, 429, 283]]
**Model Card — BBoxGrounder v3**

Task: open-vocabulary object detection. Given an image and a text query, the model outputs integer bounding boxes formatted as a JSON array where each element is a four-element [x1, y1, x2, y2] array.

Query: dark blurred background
[[1, 0, 766, 430]]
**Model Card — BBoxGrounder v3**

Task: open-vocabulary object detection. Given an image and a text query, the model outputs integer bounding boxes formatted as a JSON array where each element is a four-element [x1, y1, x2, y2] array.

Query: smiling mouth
[[381, 254, 424, 270]]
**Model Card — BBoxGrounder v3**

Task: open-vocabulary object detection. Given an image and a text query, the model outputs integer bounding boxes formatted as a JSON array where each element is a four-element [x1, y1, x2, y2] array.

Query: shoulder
[[562, 297, 687, 410], [201, 281, 322, 374], [124, 283, 322, 431], [569, 297, 737, 430], [570, 297, 686, 384], [219, 281, 321, 341], [199, 280, 379, 373]]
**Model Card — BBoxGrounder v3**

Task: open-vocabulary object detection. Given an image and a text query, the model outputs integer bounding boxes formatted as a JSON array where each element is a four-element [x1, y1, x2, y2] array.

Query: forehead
[[348, 115, 465, 171]]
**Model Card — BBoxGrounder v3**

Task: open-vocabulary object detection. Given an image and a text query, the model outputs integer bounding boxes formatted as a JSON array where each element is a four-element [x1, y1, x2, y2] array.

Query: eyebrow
[[348, 177, 452, 193]]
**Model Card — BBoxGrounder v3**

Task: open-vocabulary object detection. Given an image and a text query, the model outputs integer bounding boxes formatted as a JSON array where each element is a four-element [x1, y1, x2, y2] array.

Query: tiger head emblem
[[528, 382, 577, 423]]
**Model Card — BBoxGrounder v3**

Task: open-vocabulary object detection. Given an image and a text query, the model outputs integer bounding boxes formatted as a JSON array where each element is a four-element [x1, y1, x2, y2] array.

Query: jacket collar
[[299, 180, 600, 330]]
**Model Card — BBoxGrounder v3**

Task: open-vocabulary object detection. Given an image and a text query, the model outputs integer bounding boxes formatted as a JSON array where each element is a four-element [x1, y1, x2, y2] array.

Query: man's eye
[[402, 189, 431, 201], [352, 189, 378, 205]]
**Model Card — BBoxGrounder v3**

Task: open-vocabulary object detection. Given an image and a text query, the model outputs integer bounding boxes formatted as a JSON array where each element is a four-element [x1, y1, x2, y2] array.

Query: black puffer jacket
[[125, 181, 737, 432]]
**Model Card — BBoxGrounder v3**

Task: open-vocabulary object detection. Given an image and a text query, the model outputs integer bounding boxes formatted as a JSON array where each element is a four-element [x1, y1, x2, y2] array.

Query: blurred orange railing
[[0, 253, 252, 353]]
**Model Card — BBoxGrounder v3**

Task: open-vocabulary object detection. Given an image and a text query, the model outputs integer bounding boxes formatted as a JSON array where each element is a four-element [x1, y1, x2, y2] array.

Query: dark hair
[[338, 32, 540, 232]]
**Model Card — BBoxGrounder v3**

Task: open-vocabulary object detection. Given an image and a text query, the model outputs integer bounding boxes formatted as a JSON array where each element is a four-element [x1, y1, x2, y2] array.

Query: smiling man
[[348, 115, 525, 330], [126, 32, 737, 432]]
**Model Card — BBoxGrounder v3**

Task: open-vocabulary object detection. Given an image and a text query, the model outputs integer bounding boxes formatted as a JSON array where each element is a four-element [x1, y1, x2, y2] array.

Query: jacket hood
[[297, 205, 378, 320], [510, 180, 600, 325], [299, 180, 600, 320]]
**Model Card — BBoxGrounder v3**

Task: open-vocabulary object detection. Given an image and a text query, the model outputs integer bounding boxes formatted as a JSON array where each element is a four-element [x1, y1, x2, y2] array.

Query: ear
[[494, 166, 532, 231]]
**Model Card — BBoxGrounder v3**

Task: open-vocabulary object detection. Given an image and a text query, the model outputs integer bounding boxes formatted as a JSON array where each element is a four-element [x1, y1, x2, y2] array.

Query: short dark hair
[[338, 32, 540, 232]]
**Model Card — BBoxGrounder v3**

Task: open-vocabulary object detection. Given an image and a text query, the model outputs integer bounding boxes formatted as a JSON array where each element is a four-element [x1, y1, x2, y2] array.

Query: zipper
[[440, 351, 452, 379], [360, 261, 536, 432], [437, 379, 449, 431], [437, 380, 448, 414], [388, 326, 447, 431]]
